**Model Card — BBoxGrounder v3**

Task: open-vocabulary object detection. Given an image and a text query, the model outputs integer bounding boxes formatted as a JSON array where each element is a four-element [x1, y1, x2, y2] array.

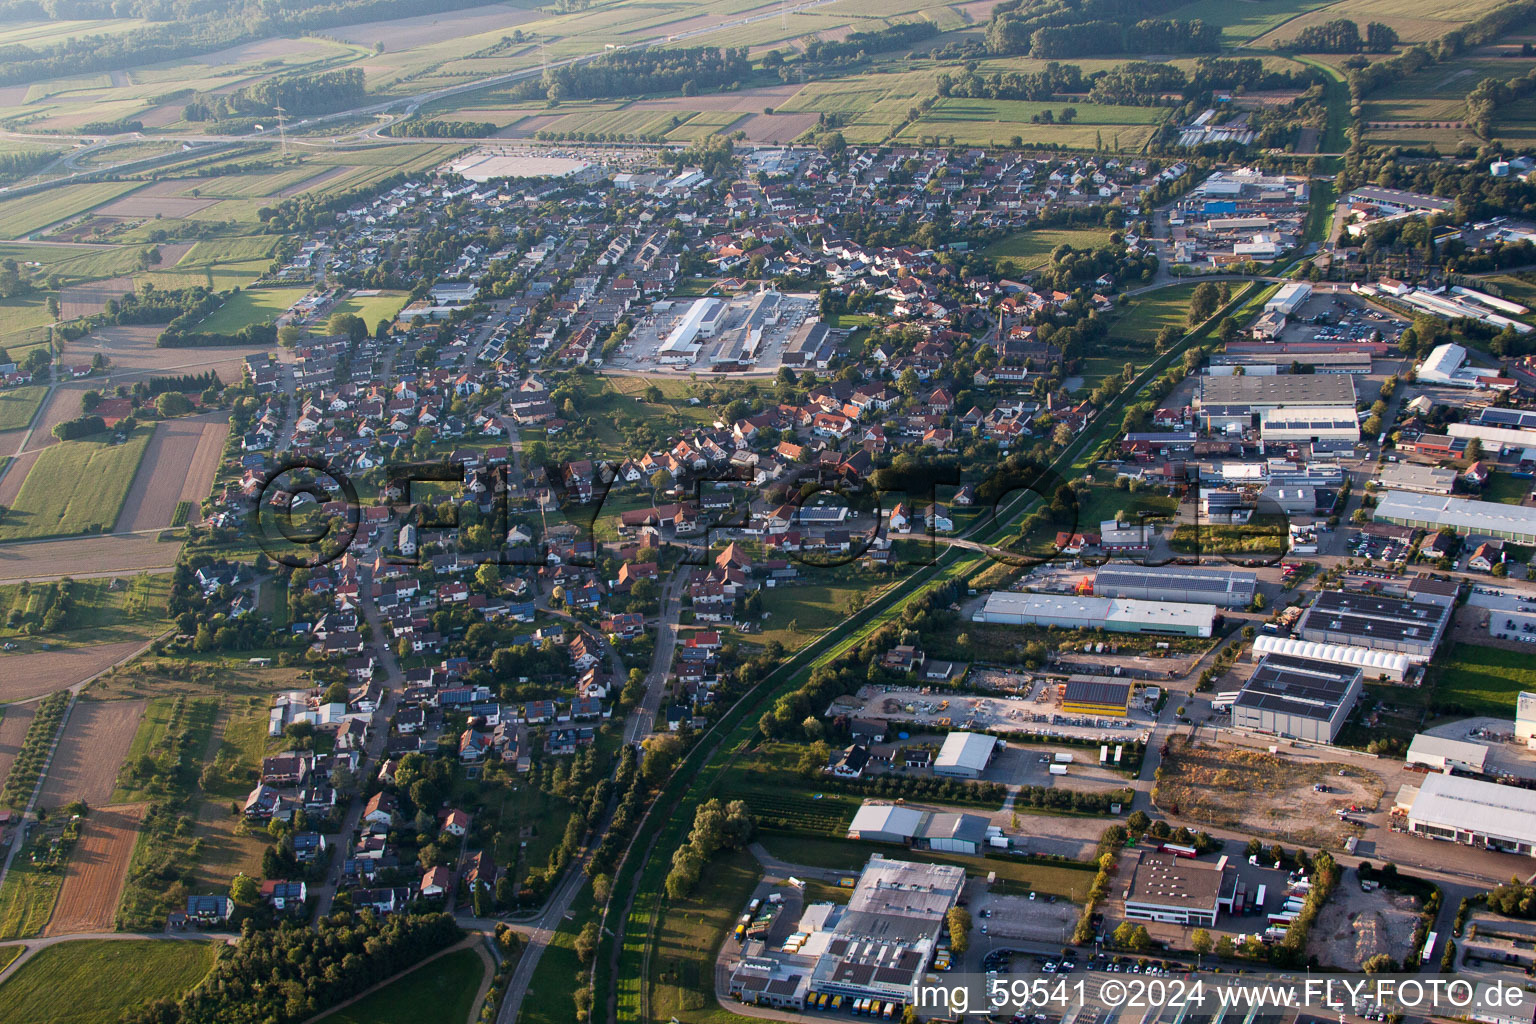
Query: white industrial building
[[1296, 588, 1453, 663], [1120, 849, 1227, 926], [1250, 634, 1410, 683], [1518, 692, 1536, 744], [1446, 420, 1536, 454], [973, 592, 1215, 637], [1265, 281, 1312, 316], [1258, 405, 1360, 443], [1406, 734, 1490, 775], [1377, 463, 1457, 495], [846, 801, 990, 855], [1401, 772, 1536, 856], [658, 297, 726, 360], [1375, 490, 1536, 545], [1197, 374, 1357, 432], [1232, 653, 1362, 743], [932, 731, 998, 778]]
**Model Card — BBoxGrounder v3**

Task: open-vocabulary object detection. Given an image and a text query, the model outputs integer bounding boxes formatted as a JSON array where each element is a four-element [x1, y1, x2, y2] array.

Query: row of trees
[[507, 46, 751, 104], [184, 68, 367, 122], [1284, 19, 1397, 54], [384, 118, 496, 138], [1028, 18, 1219, 58]]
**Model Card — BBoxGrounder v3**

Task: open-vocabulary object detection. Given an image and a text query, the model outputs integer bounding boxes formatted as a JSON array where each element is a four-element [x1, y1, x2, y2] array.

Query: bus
[[1422, 931, 1438, 964]]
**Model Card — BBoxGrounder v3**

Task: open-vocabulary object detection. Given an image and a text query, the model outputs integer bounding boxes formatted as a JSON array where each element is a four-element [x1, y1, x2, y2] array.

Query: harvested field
[[19, 384, 93, 454], [95, 195, 217, 219], [0, 449, 38, 505], [0, 641, 153, 703], [0, 533, 181, 583], [0, 703, 35, 790], [60, 275, 136, 319], [328, 1, 540, 48], [629, 83, 802, 113], [277, 164, 352, 197], [62, 324, 268, 384], [43, 803, 144, 935], [497, 113, 563, 137], [35, 699, 145, 807], [1154, 736, 1383, 846], [737, 112, 818, 143], [1311, 882, 1421, 968], [116, 413, 227, 531]]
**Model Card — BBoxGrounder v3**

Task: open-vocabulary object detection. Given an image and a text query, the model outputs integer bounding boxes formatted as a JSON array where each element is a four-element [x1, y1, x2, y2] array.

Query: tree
[[1126, 810, 1150, 833], [1191, 928, 1213, 955], [1361, 952, 1395, 974], [1188, 282, 1220, 326], [475, 563, 501, 590], [155, 391, 192, 417], [230, 873, 259, 904], [946, 906, 970, 955], [574, 921, 599, 965], [322, 680, 349, 705]]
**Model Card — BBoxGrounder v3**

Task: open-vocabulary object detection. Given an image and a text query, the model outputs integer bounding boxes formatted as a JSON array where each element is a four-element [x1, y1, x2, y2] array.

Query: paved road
[[312, 564, 402, 920]]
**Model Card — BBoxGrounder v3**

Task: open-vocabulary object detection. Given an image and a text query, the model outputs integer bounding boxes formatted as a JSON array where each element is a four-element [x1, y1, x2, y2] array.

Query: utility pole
[[274, 103, 289, 158]]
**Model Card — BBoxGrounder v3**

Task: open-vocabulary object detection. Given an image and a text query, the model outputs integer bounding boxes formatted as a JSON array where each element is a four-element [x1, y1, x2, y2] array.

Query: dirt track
[[117, 413, 228, 531], [0, 641, 151, 703], [44, 803, 145, 935], [0, 702, 36, 790], [35, 699, 144, 807]]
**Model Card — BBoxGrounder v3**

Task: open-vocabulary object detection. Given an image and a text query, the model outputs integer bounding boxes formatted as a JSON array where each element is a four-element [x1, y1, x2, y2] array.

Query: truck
[[1255, 884, 1267, 910], [988, 835, 1011, 849], [1100, 745, 1109, 765], [1055, 752, 1074, 764], [1050, 764, 1069, 776], [1161, 843, 1198, 858]]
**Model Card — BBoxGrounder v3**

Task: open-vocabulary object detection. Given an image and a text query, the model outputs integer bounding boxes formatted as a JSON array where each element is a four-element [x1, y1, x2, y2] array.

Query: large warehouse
[[1374, 490, 1536, 545], [974, 592, 1215, 637], [1094, 565, 1256, 609], [1197, 374, 1357, 431], [1401, 773, 1536, 856], [1250, 634, 1411, 683], [846, 801, 990, 855], [1231, 653, 1363, 743], [933, 731, 998, 778], [1120, 849, 1227, 926], [1295, 589, 1453, 662], [1265, 281, 1312, 316], [1258, 405, 1360, 443], [1405, 734, 1489, 775]]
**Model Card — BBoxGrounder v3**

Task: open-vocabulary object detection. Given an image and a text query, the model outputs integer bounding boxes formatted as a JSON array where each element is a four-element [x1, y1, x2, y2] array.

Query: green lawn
[[985, 226, 1118, 270], [1483, 472, 1531, 506], [0, 181, 140, 238], [1439, 643, 1536, 715], [1109, 283, 1199, 347], [0, 574, 170, 651], [0, 426, 152, 541], [0, 942, 21, 971], [112, 696, 219, 803], [0, 939, 218, 1024], [322, 947, 486, 1024], [0, 386, 47, 431], [194, 287, 310, 334], [326, 290, 409, 330], [651, 848, 760, 1022]]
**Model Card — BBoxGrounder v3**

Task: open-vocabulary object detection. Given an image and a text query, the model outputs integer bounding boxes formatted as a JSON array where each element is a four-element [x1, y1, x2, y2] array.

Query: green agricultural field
[[0, 182, 141, 239], [0, 386, 47, 431], [0, 942, 21, 971], [0, 298, 57, 361], [322, 947, 486, 1024], [1167, 0, 1339, 42], [0, 427, 152, 542], [112, 696, 219, 803], [986, 226, 1118, 270], [1439, 643, 1536, 714], [664, 110, 746, 141], [1253, 0, 1513, 46], [0, 939, 218, 1024], [0, 852, 62, 941], [194, 286, 310, 334], [1109, 282, 1200, 347]]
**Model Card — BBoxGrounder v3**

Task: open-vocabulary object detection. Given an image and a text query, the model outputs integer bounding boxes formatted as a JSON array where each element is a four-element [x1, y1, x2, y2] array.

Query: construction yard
[[1310, 875, 1423, 969], [1154, 736, 1383, 847]]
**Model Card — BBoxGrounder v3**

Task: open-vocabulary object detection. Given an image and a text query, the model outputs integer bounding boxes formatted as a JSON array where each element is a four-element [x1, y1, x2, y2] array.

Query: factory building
[[1093, 565, 1256, 609], [1400, 773, 1536, 857], [1250, 634, 1411, 683], [1258, 405, 1360, 443], [1295, 589, 1453, 663], [1232, 653, 1363, 743], [1406, 734, 1490, 775], [1197, 374, 1357, 432], [1265, 281, 1312, 316], [846, 801, 990, 855], [658, 297, 724, 359], [1061, 676, 1133, 717], [1518, 692, 1536, 744], [1375, 490, 1536, 545], [1120, 849, 1227, 926], [973, 592, 1215, 637], [1377, 463, 1457, 496], [932, 731, 998, 778]]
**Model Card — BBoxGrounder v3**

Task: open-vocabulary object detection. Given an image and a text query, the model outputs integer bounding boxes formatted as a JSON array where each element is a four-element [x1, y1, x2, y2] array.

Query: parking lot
[[972, 890, 1078, 948], [1274, 292, 1405, 349], [836, 685, 1156, 744]]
